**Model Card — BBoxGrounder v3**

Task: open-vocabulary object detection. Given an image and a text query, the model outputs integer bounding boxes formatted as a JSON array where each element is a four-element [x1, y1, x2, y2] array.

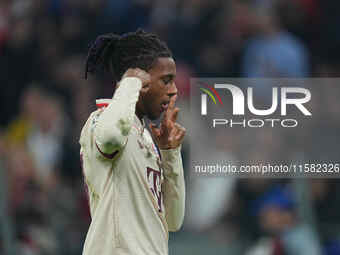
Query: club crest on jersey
[[138, 138, 160, 159]]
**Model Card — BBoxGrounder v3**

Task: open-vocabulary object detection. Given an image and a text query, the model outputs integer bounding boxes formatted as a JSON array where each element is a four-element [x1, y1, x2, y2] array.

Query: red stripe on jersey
[[96, 103, 109, 109]]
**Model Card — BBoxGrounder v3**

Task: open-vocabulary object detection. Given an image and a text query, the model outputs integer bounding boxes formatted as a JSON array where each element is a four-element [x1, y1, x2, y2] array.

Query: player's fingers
[[140, 85, 150, 94], [149, 123, 161, 139], [160, 120, 173, 138], [170, 107, 179, 123], [174, 123, 185, 136], [168, 122, 179, 137], [161, 112, 168, 126], [174, 122, 181, 131], [174, 128, 186, 143], [168, 95, 177, 112], [167, 122, 181, 138], [163, 95, 177, 121]]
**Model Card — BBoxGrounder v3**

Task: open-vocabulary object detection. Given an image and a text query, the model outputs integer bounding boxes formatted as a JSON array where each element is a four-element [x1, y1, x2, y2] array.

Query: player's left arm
[[150, 95, 186, 232]]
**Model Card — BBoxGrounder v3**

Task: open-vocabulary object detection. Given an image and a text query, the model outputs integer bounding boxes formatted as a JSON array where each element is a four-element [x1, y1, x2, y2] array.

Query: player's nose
[[167, 82, 177, 98]]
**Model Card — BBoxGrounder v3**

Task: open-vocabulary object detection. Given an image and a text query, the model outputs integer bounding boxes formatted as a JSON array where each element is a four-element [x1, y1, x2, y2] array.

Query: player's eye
[[162, 78, 171, 85], [162, 76, 173, 85]]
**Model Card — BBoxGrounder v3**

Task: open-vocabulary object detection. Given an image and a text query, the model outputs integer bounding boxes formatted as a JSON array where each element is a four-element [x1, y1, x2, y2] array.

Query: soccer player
[[79, 29, 186, 255]]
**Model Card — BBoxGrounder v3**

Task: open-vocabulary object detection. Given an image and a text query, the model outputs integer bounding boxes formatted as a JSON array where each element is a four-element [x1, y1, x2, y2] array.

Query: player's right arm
[[94, 68, 150, 157]]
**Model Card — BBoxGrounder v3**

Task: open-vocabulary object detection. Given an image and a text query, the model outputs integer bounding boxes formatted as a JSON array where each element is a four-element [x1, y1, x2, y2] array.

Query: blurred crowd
[[1, 0, 340, 254]]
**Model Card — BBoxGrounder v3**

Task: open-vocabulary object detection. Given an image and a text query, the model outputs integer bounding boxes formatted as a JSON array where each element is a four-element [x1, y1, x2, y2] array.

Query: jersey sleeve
[[93, 77, 142, 158], [160, 145, 186, 232]]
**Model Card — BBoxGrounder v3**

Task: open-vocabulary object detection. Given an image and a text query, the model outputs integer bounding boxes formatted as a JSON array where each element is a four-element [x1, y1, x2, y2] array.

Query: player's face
[[141, 57, 177, 120]]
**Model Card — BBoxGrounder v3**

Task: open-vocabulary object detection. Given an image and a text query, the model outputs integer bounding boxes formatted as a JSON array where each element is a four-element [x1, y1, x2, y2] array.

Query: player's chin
[[146, 104, 163, 120]]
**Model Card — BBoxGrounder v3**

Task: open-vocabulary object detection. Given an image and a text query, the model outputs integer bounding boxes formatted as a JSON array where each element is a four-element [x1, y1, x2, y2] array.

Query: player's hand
[[122, 68, 151, 92], [149, 95, 186, 150]]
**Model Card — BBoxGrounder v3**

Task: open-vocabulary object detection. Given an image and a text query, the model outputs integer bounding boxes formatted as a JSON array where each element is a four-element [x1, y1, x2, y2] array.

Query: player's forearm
[[94, 77, 142, 154], [161, 146, 185, 232]]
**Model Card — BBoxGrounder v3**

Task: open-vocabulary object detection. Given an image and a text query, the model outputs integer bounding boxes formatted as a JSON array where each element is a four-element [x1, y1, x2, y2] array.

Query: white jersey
[[79, 77, 185, 255]]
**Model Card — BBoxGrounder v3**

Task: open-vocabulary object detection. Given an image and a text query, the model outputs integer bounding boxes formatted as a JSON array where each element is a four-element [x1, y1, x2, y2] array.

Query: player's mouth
[[161, 102, 169, 112]]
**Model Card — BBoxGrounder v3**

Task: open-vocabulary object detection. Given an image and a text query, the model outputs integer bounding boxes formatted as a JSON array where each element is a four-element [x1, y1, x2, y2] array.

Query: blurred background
[[1, 0, 340, 254]]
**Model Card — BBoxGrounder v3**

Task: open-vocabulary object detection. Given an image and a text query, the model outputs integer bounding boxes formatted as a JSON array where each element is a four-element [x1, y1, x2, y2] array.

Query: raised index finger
[[163, 95, 177, 122]]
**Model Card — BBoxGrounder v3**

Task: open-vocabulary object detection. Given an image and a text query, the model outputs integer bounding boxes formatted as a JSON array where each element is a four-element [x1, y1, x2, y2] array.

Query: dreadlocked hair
[[85, 29, 172, 83]]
